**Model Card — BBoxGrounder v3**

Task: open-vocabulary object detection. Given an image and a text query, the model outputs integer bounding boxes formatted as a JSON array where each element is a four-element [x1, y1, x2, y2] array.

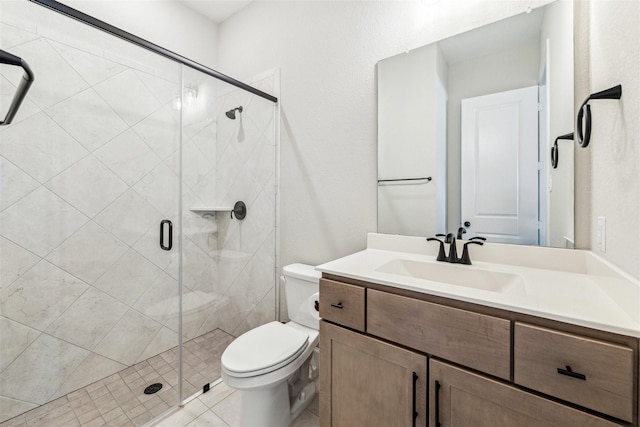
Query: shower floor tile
[[0, 329, 235, 427]]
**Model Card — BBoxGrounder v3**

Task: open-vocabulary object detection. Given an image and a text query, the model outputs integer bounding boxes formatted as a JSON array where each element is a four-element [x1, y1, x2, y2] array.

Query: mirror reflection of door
[[460, 86, 539, 244], [376, 1, 574, 247]]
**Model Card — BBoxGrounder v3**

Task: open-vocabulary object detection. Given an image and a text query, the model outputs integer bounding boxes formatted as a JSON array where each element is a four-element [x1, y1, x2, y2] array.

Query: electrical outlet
[[597, 216, 606, 252]]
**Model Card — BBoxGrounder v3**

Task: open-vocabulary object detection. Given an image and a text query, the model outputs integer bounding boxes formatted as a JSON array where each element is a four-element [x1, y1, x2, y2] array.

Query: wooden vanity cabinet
[[319, 276, 639, 427], [319, 321, 427, 427]]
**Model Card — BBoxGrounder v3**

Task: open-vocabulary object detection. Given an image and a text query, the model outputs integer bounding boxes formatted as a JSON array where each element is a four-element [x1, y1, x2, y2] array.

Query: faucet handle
[[470, 236, 486, 241], [459, 241, 484, 265], [426, 237, 447, 262]]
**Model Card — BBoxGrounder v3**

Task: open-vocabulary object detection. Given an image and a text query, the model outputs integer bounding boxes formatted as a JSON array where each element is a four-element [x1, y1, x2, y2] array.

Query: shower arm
[[0, 49, 35, 126]]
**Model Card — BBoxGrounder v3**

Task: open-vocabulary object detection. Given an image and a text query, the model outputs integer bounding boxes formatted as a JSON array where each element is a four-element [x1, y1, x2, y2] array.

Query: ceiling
[[176, 0, 253, 24]]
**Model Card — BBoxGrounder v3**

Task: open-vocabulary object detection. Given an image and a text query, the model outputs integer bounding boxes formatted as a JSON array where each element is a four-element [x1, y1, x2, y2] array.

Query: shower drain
[[143, 383, 163, 395]]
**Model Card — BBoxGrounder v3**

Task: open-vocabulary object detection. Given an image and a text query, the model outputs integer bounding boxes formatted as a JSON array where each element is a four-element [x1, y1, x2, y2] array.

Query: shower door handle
[[160, 220, 173, 251], [0, 49, 35, 126]]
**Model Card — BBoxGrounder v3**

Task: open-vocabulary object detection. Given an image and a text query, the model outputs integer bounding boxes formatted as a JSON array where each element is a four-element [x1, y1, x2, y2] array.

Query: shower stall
[[0, 1, 278, 425]]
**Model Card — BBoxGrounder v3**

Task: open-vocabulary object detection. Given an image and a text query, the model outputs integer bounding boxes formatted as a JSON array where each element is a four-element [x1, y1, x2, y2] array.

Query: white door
[[461, 86, 539, 245]]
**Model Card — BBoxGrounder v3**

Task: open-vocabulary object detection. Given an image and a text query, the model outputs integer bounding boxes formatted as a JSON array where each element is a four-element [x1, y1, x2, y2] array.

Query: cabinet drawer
[[430, 359, 622, 427], [514, 322, 634, 422], [367, 289, 511, 380], [319, 279, 365, 332]]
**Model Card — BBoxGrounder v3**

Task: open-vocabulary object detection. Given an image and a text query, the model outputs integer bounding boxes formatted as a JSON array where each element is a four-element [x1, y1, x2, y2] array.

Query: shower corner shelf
[[190, 206, 233, 218]]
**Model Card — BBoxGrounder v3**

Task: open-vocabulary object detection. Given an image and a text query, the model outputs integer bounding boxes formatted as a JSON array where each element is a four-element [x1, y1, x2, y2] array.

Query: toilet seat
[[222, 321, 309, 378]]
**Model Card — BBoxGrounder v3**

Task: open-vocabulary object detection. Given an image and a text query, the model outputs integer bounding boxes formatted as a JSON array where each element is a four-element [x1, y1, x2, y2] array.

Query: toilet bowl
[[221, 263, 321, 427]]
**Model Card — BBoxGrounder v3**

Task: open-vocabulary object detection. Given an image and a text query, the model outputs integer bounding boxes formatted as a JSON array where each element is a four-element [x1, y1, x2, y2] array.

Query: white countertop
[[317, 233, 640, 338]]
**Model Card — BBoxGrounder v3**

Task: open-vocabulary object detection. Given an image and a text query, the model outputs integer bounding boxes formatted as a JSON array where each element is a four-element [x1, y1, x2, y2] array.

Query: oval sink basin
[[376, 259, 524, 293]]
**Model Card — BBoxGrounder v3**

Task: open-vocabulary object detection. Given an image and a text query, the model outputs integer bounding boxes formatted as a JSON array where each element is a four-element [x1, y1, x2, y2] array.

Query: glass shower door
[[0, 2, 182, 425], [178, 66, 279, 397]]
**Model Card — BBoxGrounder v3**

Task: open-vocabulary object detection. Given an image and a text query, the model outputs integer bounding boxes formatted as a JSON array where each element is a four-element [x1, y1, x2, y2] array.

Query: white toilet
[[221, 263, 321, 427]]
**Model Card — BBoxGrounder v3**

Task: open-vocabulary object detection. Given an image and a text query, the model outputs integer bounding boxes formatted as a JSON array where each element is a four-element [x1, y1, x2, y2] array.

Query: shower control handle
[[230, 201, 247, 220], [160, 220, 172, 251]]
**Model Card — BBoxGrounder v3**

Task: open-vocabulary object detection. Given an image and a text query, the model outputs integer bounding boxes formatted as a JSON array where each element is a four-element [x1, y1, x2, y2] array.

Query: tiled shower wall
[[181, 69, 278, 341], [0, 3, 278, 424], [0, 5, 184, 423]]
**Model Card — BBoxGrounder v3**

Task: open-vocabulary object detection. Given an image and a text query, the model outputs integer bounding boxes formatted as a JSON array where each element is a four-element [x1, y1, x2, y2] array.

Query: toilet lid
[[222, 321, 309, 375]]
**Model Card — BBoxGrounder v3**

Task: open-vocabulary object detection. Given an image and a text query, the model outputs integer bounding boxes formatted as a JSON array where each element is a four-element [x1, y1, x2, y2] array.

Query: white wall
[[217, 0, 555, 270], [58, 0, 219, 69], [581, 0, 640, 279]]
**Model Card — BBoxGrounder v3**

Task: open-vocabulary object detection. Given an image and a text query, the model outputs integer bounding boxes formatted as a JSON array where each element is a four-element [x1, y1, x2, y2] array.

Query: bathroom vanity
[[317, 234, 640, 427]]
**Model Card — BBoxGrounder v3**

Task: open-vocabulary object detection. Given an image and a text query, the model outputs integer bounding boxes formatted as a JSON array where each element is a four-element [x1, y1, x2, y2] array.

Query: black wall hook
[[576, 84, 622, 148], [551, 132, 574, 169]]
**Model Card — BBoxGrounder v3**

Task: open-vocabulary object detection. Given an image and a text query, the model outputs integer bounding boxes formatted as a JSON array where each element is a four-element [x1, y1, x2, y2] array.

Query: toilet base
[[237, 380, 316, 427]]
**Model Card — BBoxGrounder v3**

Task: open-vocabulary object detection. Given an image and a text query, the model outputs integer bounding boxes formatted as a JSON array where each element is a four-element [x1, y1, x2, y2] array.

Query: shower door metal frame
[[28, 0, 279, 103]]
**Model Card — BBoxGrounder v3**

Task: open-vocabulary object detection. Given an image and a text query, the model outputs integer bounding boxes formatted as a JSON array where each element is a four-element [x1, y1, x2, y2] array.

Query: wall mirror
[[377, 1, 575, 248]]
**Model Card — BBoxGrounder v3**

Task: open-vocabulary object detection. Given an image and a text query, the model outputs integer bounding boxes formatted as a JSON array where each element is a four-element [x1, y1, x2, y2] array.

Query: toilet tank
[[283, 263, 321, 330]]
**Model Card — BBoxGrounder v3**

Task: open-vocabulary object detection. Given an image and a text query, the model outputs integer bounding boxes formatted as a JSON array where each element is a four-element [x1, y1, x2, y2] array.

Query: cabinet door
[[429, 359, 621, 427], [320, 321, 427, 427]]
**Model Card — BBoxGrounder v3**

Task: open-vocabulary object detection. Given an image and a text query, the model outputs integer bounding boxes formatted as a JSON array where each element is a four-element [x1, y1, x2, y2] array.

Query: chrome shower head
[[225, 106, 243, 120]]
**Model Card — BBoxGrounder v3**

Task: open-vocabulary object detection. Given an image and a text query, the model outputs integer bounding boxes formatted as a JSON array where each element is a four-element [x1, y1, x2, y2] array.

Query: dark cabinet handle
[[435, 380, 441, 427], [412, 372, 418, 427], [160, 220, 173, 251], [330, 302, 343, 309], [557, 365, 586, 381]]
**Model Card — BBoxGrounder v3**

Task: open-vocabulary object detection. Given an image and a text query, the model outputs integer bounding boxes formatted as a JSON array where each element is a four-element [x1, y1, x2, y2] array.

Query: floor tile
[[0, 330, 230, 427], [197, 383, 234, 409], [291, 410, 319, 427], [153, 399, 208, 427], [210, 391, 241, 427], [185, 409, 228, 427]]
